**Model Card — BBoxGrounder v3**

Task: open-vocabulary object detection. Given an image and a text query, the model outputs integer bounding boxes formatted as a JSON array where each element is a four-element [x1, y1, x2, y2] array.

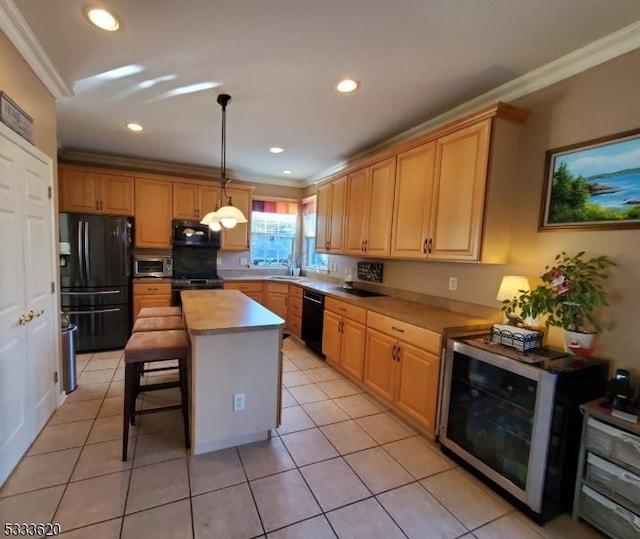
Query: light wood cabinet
[[364, 311, 442, 433], [173, 181, 219, 220], [344, 157, 396, 257], [224, 281, 264, 304], [316, 175, 347, 253], [59, 165, 134, 216], [132, 281, 172, 319], [220, 187, 252, 251], [390, 115, 520, 263], [322, 297, 367, 380], [264, 282, 289, 322], [134, 178, 173, 248], [287, 285, 303, 338]]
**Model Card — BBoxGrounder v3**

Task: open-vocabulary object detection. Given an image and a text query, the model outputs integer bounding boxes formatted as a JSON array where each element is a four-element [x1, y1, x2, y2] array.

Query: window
[[250, 199, 298, 266], [302, 196, 328, 270]]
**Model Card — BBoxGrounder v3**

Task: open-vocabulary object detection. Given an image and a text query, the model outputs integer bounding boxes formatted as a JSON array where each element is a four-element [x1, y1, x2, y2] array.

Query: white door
[[0, 126, 57, 485]]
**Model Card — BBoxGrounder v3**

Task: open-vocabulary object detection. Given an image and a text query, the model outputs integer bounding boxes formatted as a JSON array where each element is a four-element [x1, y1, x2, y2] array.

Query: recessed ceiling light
[[336, 78, 359, 93], [126, 123, 144, 132], [282, 170, 293, 175], [83, 5, 120, 32], [269, 147, 284, 154]]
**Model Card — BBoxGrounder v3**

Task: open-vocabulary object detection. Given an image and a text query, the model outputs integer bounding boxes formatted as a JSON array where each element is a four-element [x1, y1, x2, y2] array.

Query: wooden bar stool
[[137, 306, 182, 319], [122, 329, 190, 461]]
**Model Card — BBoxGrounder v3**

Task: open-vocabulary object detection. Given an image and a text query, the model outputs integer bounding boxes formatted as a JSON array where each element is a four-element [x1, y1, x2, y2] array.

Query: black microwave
[[172, 220, 221, 248]]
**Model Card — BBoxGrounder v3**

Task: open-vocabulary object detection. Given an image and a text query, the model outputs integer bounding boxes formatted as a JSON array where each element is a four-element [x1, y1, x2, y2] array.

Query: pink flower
[[546, 268, 570, 295]]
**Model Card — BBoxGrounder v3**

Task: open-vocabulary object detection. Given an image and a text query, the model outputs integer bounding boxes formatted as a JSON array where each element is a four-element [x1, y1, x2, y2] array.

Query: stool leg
[[179, 357, 191, 449], [123, 363, 137, 461]]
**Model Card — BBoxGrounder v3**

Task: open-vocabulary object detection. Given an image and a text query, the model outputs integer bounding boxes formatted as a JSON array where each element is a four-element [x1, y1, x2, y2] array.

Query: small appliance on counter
[[603, 369, 638, 422], [133, 255, 173, 278]]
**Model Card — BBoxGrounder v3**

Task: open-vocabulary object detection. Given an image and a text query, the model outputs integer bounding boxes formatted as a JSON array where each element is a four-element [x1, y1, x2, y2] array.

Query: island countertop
[[181, 289, 285, 335]]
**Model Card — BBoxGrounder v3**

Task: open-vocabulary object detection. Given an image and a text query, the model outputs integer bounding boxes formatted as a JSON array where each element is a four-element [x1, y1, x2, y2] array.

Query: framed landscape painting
[[539, 129, 640, 231]]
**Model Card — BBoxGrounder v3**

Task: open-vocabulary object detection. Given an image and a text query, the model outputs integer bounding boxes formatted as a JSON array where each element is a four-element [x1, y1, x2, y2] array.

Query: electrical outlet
[[448, 277, 458, 291], [217, 257, 222, 266], [240, 257, 248, 266], [233, 393, 245, 411]]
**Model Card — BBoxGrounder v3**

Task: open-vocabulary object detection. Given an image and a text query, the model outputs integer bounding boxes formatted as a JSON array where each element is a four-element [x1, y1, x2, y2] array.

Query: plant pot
[[563, 329, 597, 358]]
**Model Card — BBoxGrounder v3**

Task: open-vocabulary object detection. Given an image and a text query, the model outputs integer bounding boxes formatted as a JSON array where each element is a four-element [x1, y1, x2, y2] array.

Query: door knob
[[34, 309, 45, 317], [18, 312, 34, 325]]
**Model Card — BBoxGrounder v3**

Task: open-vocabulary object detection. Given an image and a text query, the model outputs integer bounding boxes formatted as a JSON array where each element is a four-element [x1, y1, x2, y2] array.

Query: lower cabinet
[[287, 285, 303, 338], [364, 311, 442, 434], [223, 281, 264, 304], [264, 282, 289, 322], [322, 297, 367, 380], [133, 281, 172, 319]]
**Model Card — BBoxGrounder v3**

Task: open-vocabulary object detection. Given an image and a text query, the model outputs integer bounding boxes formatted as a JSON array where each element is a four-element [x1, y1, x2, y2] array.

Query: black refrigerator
[[59, 213, 132, 352]]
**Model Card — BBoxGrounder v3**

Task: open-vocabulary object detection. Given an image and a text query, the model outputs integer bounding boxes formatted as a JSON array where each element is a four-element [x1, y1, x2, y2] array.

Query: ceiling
[[9, 0, 640, 186]]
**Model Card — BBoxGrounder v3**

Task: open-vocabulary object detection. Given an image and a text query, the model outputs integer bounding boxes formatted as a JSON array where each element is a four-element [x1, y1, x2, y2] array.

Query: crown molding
[[0, 0, 72, 98], [58, 148, 305, 188], [306, 20, 640, 186]]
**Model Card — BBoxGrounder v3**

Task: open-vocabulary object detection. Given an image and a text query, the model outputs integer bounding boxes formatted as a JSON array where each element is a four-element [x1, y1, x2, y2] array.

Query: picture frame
[[539, 128, 640, 231]]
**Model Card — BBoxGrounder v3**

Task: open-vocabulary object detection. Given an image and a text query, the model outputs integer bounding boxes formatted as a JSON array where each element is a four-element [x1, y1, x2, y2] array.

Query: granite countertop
[[181, 289, 285, 335], [222, 275, 494, 336]]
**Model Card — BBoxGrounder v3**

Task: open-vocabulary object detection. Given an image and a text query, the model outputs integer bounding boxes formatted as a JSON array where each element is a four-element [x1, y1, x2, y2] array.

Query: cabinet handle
[[391, 326, 405, 334], [392, 344, 398, 361], [339, 307, 346, 312], [95, 201, 99, 210], [397, 346, 402, 362], [422, 239, 428, 254], [364, 239, 368, 252], [428, 238, 433, 254]]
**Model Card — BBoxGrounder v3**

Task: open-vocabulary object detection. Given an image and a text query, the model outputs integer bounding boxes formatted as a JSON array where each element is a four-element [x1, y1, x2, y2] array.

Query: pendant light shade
[[199, 93, 247, 230]]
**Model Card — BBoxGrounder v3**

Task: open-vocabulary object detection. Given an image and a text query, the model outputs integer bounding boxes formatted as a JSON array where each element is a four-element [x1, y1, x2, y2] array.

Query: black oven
[[172, 220, 221, 247]]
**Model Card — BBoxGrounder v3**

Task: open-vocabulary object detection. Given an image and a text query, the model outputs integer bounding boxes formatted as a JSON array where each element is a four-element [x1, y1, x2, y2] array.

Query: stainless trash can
[[60, 324, 78, 393]]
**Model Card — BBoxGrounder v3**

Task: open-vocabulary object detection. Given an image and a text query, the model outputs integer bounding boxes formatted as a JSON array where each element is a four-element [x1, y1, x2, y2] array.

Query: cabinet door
[[340, 319, 366, 381], [315, 182, 332, 253], [173, 182, 199, 219], [363, 328, 396, 403], [429, 120, 491, 261], [390, 143, 436, 259], [59, 168, 100, 213], [221, 188, 251, 251], [322, 310, 342, 364], [395, 342, 440, 433], [328, 175, 347, 252], [365, 157, 396, 257], [133, 294, 172, 320], [199, 185, 220, 219], [99, 174, 134, 216], [134, 178, 172, 248], [265, 291, 288, 321], [344, 167, 369, 255]]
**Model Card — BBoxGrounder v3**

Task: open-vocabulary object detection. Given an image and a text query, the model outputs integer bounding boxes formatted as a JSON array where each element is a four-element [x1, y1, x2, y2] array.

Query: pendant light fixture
[[200, 93, 248, 231]]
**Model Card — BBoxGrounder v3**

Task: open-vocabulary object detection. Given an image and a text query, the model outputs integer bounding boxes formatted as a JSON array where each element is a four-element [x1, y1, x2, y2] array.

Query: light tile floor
[[0, 339, 604, 538]]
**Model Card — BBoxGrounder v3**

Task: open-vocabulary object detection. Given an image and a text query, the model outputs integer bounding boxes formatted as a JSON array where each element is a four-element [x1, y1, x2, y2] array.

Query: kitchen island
[[180, 289, 285, 455]]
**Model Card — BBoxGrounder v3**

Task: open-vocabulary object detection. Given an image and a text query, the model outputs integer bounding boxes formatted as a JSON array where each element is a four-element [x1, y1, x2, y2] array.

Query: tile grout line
[[236, 444, 268, 537]]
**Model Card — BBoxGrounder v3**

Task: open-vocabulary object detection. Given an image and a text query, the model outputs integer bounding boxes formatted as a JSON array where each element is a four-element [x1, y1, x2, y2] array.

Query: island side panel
[[189, 327, 282, 455]]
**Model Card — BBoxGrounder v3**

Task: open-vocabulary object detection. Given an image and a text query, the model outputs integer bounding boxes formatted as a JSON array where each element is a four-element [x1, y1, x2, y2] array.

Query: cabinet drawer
[[289, 285, 303, 300], [224, 281, 263, 293], [367, 311, 441, 354], [325, 297, 366, 324], [587, 453, 640, 512], [587, 418, 640, 475], [579, 485, 640, 539], [133, 281, 171, 295], [264, 282, 289, 293], [289, 297, 303, 318], [288, 314, 302, 338]]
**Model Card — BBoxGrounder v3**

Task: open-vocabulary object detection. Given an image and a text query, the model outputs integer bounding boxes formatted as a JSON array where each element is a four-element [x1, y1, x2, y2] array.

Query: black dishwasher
[[301, 290, 325, 357]]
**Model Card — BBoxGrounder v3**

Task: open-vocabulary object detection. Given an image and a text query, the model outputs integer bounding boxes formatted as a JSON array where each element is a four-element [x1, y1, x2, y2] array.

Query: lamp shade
[[216, 204, 248, 229], [496, 276, 530, 301], [199, 211, 222, 231]]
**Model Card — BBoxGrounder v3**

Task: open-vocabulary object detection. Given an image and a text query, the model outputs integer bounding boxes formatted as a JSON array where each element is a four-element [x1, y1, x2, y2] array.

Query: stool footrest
[[131, 404, 182, 416], [139, 381, 180, 392], [143, 365, 178, 374]]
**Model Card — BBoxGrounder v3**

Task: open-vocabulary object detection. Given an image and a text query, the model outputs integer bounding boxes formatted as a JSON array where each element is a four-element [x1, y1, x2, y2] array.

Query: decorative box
[[0, 91, 34, 143], [491, 324, 543, 352]]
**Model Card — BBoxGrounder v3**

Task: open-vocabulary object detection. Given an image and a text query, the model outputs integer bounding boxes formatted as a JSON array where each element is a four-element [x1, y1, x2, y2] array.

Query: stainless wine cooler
[[440, 336, 607, 521]]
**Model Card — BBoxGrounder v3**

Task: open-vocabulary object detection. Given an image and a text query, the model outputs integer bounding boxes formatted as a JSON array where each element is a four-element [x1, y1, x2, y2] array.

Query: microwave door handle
[[84, 219, 91, 280]]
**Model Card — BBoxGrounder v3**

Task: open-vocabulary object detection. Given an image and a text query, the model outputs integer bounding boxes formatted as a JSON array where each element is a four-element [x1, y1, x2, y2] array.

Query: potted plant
[[501, 251, 614, 356]]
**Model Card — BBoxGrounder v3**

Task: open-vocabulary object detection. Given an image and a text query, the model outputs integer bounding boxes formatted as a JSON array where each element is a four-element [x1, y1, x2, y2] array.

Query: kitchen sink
[[333, 286, 386, 297]]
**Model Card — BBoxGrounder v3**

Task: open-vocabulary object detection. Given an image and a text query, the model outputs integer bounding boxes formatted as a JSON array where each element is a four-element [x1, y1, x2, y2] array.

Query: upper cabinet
[[220, 187, 252, 251], [344, 157, 396, 257], [59, 165, 134, 216], [134, 177, 173, 248], [316, 175, 347, 254], [173, 181, 220, 220]]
